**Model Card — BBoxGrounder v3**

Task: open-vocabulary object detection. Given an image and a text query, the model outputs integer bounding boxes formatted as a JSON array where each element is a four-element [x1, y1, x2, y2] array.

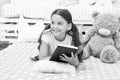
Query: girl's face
[[51, 14, 71, 37]]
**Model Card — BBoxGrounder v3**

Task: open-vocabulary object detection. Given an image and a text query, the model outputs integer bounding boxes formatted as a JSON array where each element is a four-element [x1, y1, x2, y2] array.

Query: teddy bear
[[81, 12, 120, 63]]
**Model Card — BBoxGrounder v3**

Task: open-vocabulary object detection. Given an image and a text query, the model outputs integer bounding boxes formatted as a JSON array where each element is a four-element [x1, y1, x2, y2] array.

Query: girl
[[32, 9, 88, 69]]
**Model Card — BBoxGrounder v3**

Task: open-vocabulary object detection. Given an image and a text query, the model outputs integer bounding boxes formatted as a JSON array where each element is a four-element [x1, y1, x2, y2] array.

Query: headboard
[[0, 22, 18, 42], [0, 16, 44, 43]]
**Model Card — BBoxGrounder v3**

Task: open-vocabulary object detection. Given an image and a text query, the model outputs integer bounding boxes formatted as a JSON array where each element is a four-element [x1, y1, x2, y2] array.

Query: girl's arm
[[39, 40, 49, 60]]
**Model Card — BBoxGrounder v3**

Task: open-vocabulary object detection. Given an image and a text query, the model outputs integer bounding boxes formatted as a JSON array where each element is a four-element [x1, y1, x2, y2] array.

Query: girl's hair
[[38, 9, 81, 49]]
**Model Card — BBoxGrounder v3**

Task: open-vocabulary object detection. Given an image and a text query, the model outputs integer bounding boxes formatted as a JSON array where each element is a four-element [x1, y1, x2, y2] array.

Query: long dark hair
[[38, 9, 81, 49]]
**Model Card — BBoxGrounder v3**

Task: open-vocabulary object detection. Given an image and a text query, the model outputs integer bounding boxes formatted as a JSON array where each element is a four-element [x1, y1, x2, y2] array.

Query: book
[[49, 44, 78, 63]]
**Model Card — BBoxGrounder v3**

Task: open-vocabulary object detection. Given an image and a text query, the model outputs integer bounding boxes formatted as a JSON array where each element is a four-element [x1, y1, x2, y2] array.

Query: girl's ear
[[67, 23, 72, 30]]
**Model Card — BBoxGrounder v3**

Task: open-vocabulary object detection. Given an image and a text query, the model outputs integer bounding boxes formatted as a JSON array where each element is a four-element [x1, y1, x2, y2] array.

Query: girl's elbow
[[81, 53, 90, 60]]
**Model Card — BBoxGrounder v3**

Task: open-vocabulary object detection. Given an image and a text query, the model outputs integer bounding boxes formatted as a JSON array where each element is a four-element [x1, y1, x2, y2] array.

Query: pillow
[[31, 59, 76, 73], [78, 0, 96, 6], [59, 0, 79, 7], [17, 15, 45, 42], [11, 0, 60, 6], [10, 0, 61, 19]]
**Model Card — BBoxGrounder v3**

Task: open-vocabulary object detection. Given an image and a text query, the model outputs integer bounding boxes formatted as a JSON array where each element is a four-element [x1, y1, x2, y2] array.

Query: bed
[[0, 42, 120, 80], [1, 0, 120, 80], [0, 18, 120, 80]]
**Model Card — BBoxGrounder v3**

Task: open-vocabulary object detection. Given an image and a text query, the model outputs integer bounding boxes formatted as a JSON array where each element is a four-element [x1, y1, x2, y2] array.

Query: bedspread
[[0, 42, 120, 80]]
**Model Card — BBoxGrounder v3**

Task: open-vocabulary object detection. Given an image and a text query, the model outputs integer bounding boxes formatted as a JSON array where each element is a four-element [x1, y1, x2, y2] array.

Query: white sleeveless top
[[41, 31, 72, 56]]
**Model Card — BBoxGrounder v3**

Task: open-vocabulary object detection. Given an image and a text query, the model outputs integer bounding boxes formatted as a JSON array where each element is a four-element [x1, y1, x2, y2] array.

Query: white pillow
[[31, 59, 76, 74], [17, 15, 45, 42], [59, 0, 79, 7], [10, 0, 61, 19], [11, 0, 60, 6]]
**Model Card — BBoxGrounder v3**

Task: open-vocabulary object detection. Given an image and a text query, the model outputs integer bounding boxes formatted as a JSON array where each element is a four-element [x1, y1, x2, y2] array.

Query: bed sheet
[[0, 42, 120, 80]]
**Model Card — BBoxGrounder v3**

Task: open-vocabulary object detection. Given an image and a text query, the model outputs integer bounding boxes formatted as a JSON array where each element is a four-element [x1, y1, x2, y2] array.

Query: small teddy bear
[[82, 12, 120, 63]]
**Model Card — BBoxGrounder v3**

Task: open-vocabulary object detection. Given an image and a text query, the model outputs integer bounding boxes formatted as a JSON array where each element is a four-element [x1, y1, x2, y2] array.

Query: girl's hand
[[60, 52, 80, 67]]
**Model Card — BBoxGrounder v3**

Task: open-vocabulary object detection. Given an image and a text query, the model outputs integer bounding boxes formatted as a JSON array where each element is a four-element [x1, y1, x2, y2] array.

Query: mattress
[[0, 42, 120, 80]]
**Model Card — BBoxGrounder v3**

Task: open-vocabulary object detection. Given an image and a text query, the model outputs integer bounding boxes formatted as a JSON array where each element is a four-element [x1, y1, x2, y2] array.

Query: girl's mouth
[[52, 29, 61, 33]]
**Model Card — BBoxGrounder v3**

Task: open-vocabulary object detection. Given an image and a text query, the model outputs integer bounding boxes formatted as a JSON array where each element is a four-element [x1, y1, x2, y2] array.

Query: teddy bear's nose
[[82, 32, 86, 35], [98, 28, 111, 36]]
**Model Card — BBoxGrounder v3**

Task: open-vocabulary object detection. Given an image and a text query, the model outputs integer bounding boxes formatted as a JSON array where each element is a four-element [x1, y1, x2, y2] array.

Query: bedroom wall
[[0, 0, 11, 17]]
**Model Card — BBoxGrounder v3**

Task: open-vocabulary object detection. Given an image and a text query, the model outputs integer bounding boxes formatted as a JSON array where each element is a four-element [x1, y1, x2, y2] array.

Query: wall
[[0, 0, 10, 16]]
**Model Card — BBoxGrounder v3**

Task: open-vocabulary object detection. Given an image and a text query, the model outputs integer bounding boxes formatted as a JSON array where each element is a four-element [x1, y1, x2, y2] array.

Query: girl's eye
[[58, 22, 62, 25], [51, 21, 54, 25]]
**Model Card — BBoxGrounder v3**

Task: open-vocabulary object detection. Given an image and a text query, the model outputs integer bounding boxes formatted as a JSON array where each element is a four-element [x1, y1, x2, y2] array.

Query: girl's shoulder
[[41, 29, 52, 43]]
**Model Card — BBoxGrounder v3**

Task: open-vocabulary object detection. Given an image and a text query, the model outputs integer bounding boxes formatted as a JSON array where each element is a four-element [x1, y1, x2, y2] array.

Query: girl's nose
[[52, 24, 58, 29]]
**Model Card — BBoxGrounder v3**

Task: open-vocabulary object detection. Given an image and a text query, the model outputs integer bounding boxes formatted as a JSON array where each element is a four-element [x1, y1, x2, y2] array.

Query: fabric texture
[[1, 43, 120, 80]]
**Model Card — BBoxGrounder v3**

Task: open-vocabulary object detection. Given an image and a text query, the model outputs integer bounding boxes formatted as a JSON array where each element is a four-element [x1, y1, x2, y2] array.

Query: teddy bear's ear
[[92, 11, 99, 18]]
